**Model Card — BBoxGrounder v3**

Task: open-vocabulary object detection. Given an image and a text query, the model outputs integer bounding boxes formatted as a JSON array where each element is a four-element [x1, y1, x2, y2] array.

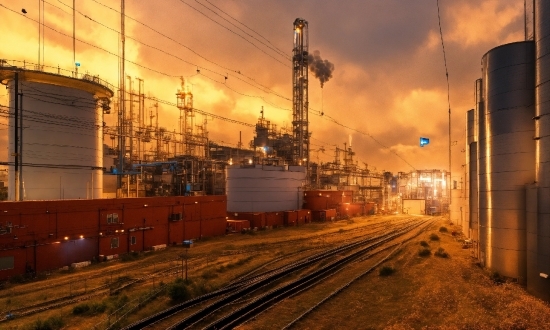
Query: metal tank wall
[[531, 0, 550, 300], [450, 188, 462, 227], [470, 141, 479, 258], [479, 41, 535, 280], [226, 164, 306, 212], [7, 80, 105, 200], [465, 108, 476, 239]]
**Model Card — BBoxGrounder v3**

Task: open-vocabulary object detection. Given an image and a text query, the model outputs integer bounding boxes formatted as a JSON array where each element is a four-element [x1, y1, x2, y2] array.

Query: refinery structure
[[0, 12, 456, 287]]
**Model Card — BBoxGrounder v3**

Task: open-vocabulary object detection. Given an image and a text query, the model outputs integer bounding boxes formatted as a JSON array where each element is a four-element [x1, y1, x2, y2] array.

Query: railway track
[[123, 217, 427, 329]]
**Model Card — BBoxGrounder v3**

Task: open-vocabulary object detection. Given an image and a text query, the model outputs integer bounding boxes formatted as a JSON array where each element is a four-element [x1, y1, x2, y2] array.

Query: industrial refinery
[[0, 13, 454, 283], [1, 0, 549, 328]]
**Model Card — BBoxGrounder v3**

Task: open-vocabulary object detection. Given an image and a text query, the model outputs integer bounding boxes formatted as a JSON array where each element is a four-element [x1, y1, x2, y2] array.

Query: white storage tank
[[0, 68, 113, 200], [226, 164, 306, 212]]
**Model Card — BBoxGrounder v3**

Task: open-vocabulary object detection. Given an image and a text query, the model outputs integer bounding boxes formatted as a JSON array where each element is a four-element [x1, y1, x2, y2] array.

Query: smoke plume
[[308, 50, 335, 88]]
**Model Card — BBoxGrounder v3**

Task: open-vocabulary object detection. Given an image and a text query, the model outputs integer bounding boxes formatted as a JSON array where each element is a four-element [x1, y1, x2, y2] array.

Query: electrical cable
[[1, 2, 418, 170], [436, 0, 452, 187]]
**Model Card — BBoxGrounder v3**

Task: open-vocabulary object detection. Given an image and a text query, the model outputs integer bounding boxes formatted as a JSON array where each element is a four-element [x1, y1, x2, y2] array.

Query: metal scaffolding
[[292, 18, 309, 166]]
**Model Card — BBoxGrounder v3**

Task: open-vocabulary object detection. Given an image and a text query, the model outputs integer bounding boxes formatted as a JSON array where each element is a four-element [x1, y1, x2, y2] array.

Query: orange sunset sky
[[0, 0, 528, 182]]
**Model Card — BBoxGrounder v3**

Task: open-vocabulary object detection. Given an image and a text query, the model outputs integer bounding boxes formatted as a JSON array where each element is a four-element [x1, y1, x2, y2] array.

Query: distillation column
[[292, 18, 309, 166]]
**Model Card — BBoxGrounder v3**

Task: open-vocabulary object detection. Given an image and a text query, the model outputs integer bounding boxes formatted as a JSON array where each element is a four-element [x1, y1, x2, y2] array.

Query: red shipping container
[[295, 209, 311, 225], [227, 220, 251, 232], [284, 211, 298, 226], [0, 195, 228, 280], [265, 212, 284, 227], [326, 209, 337, 220], [229, 212, 266, 228]]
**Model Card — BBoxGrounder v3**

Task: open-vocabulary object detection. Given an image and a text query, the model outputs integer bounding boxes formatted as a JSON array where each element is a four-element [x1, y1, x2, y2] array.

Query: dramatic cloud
[[0, 0, 526, 178]]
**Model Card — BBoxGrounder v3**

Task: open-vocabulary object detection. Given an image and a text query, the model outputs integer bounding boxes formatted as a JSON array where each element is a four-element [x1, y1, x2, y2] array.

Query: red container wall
[[0, 195, 227, 280], [311, 210, 325, 222], [227, 220, 250, 232], [326, 209, 337, 220], [265, 212, 284, 227], [284, 211, 298, 226], [296, 209, 311, 225], [229, 212, 266, 228], [303, 190, 354, 211]]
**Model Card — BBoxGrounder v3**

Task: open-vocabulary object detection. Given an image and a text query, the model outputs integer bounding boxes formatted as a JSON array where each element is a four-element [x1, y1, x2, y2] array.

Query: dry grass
[[258, 219, 550, 330], [3, 215, 550, 329]]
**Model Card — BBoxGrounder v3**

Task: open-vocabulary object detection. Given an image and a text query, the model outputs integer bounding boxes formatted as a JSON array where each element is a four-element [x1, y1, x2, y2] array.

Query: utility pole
[[14, 71, 19, 201], [117, 0, 126, 194]]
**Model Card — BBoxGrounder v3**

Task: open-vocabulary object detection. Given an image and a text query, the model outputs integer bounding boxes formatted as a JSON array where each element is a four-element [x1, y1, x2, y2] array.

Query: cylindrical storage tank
[[0, 68, 113, 200], [450, 188, 462, 226], [526, 183, 543, 299], [532, 0, 550, 301], [226, 164, 306, 212], [469, 141, 479, 259], [479, 41, 535, 280], [464, 107, 477, 238]]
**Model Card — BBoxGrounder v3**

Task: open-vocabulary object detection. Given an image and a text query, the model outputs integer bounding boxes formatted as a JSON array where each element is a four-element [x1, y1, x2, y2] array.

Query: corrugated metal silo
[[479, 41, 535, 279], [226, 164, 305, 212], [1, 68, 113, 200], [465, 108, 476, 239], [531, 0, 550, 300], [469, 141, 478, 258]]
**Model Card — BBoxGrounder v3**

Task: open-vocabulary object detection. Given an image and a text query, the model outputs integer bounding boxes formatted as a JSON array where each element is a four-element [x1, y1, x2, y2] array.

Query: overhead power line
[[1, 2, 417, 169]]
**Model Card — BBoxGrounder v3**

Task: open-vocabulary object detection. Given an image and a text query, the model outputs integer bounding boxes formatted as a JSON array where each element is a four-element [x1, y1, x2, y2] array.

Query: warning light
[[420, 137, 430, 147]]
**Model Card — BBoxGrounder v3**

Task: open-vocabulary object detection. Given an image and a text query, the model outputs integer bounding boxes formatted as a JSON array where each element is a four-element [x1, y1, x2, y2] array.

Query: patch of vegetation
[[418, 248, 432, 257], [120, 251, 141, 262], [216, 256, 253, 273], [72, 301, 107, 315], [439, 226, 448, 233], [29, 315, 64, 330], [168, 278, 192, 302], [429, 233, 440, 241], [491, 271, 505, 285], [434, 247, 449, 258], [201, 269, 218, 280], [106, 294, 129, 312], [379, 266, 395, 276], [420, 241, 430, 247], [9, 274, 27, 284]]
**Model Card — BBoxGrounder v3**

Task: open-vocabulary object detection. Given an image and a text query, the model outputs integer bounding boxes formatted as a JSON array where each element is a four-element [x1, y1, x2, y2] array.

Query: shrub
[[72, 303, 90, 315], [379, 266, 395, 276], [418, 248, 431, 257], [420, 241, 429, 247], [9, 274, 26, 284], [439, 226, 448, 233], [491, 272, 505, 285], [168, 278, 192, 301], [434, 247, 449, 258], [429, 233, 440, 241], [121, 251, 140, 262], [30, 315, 64, 330], [201, 269, 218, 280]]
